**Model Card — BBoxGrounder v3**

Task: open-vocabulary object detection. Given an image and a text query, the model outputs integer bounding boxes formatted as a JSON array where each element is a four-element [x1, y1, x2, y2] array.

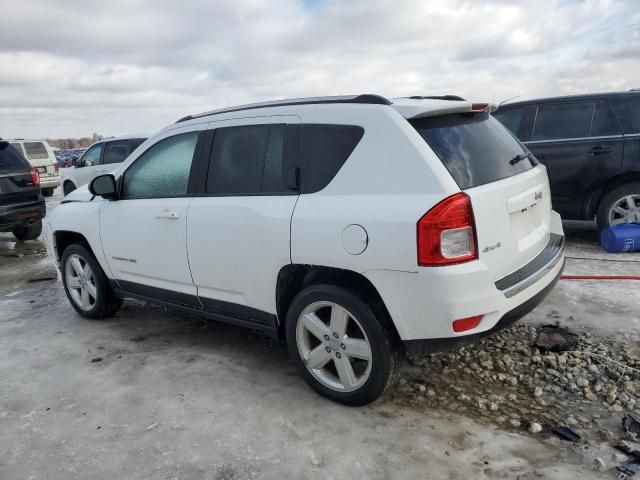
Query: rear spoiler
[[391, 98, 498, 120]]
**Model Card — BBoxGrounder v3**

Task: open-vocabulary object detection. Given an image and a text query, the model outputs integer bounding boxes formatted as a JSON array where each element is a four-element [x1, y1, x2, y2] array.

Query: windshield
[[410, 113, 536, 189]]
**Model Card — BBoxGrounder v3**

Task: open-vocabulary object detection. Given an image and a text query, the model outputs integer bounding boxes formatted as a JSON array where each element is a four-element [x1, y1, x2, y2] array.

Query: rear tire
[[12, 220, 42, 241], [42, 188, 54, 197], [63, 181, 76, 196], [596, 182, 640, 230], [61, 243, 122, 319], [285, 283, 400, 406]]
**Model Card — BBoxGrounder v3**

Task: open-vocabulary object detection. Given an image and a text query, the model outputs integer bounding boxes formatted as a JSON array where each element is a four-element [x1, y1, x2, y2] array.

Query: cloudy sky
[[0, 0, 638, 139]]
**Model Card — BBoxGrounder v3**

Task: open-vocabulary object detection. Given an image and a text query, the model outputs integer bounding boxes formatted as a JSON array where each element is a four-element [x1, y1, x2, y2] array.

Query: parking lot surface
[[1, 189, 638, 479]]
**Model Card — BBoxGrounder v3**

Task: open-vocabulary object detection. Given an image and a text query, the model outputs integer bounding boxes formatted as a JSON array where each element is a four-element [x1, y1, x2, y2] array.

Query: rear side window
[[123, 132, 198, 199], [300, 124, 364, 193], [532, 101, 594, 140], [591, 99, 621, 136], [0, 142, 29, 172], [411, 113, 535, 190], [493, 107, 526, 136], [610, 96, 640, 134], [206, 124, 287, 194], [23, 142, 49, 160], [103, 140, 130, 165]]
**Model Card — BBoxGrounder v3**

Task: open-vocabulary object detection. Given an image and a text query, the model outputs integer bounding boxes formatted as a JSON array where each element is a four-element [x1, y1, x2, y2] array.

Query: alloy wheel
[[296, 301, 373, 392], [64, 253, 97, 311], [608, 194, 640, 226]]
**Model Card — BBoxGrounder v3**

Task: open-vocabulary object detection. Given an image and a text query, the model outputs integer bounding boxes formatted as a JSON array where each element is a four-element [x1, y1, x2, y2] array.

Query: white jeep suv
[[61, 135, 148, 196], [45, 95, 565, 405]]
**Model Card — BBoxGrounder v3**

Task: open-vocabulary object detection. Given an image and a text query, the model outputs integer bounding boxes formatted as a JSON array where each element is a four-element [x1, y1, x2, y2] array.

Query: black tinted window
[[610, 96, 640, 134], [207, 124, 286, 194], [103, 140, 130, 164], [0, 142, 29, 172], [493, 107, 526, 136], [300, 124, 364, 193], [591, 100, 621, 136], [411, 113, 535, 190], [130, 138, 147, 151], [532, 101, 594, 140]]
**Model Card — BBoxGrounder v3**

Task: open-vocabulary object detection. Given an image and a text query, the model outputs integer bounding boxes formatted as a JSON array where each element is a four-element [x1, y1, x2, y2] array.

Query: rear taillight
[[54, 163, 59, 173], [417, 192, 477, 266], [452, 315, 483, 333], [30, 167, 40, 186]]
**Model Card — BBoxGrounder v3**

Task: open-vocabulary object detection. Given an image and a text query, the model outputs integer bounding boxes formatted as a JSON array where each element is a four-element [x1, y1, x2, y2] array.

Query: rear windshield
[[23, 141, 49, 160], [0, 142, 29, 172], [411, 113, 536, 189]]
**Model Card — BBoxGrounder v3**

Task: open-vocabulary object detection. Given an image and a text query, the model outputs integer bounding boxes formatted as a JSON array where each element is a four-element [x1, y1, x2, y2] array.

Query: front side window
[[81, 144, 103, 166], [610, 96, 640, 134], [23, 142, 49, 160], [122, 131, 198, 199], [206, 124, 286, 194], [103, 141, 130, 165], [532, 101, 594, 141]]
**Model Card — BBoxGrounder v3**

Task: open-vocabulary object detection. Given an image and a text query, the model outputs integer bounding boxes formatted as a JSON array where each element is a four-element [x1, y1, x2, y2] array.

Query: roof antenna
[[499, 94, 520, 107]]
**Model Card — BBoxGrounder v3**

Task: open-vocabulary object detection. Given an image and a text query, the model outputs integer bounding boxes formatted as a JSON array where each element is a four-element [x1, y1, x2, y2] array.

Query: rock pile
[[396, 321, 640, 443]]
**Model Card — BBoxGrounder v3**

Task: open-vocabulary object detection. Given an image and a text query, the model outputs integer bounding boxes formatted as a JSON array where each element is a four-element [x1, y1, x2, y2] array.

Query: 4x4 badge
[[481, 242, 501, 253]]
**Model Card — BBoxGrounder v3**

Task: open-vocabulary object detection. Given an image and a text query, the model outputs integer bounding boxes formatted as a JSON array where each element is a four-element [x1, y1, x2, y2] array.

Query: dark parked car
[[0, 139, 46, 240], [493, 91, 640, 229]]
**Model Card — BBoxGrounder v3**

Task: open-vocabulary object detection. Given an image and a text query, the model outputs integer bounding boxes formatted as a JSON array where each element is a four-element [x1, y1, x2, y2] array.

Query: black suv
[[493, 91, 640, 229], [0, 140, 46, 240]]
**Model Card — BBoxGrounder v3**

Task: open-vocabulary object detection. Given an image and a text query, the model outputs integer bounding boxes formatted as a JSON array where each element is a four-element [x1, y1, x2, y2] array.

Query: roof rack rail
[[176, 94, 392, 123], [407, 95, 466, 101]]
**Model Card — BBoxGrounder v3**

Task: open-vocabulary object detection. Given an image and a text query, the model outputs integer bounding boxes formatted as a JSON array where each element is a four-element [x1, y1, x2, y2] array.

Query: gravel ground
[[397, 322, 640, 443]]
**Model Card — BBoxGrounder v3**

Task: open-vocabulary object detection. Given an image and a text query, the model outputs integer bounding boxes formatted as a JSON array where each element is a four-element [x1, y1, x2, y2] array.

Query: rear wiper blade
[[510, 152, 530, 165]]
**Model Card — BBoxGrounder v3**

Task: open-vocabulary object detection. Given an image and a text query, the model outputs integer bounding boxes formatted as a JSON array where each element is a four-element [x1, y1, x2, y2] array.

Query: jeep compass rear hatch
[[410, 111, 552, 281]]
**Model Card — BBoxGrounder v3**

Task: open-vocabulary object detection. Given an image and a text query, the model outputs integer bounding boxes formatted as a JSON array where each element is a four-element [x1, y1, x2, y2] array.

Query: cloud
[[0, 0, 638, 138]]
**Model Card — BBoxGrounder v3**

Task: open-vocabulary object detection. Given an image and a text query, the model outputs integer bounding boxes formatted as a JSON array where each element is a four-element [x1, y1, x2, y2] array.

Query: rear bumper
[[403, 260, 563, 355], [40, 176, 60, 189], [0, 198, 46, 231], [365, 210, 564, 346]]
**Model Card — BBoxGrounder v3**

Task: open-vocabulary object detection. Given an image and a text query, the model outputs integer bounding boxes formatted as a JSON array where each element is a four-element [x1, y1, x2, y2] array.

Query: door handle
[[155, 209, 180, 220], [589, 146, 613, 155]]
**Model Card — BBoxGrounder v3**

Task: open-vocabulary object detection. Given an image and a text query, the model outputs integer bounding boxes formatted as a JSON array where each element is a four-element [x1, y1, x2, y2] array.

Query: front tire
[[13, 220, 42, 241], [61, 243, 122, 319], [286, 284, 400, 406], [63, 181, 76, 196], [596, 182, 640, 230]]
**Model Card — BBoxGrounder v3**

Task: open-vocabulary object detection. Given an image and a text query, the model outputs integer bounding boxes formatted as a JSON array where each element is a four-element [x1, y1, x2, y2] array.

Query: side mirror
[[89, 174, 117, 200], [72, 158, 82, 168]]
